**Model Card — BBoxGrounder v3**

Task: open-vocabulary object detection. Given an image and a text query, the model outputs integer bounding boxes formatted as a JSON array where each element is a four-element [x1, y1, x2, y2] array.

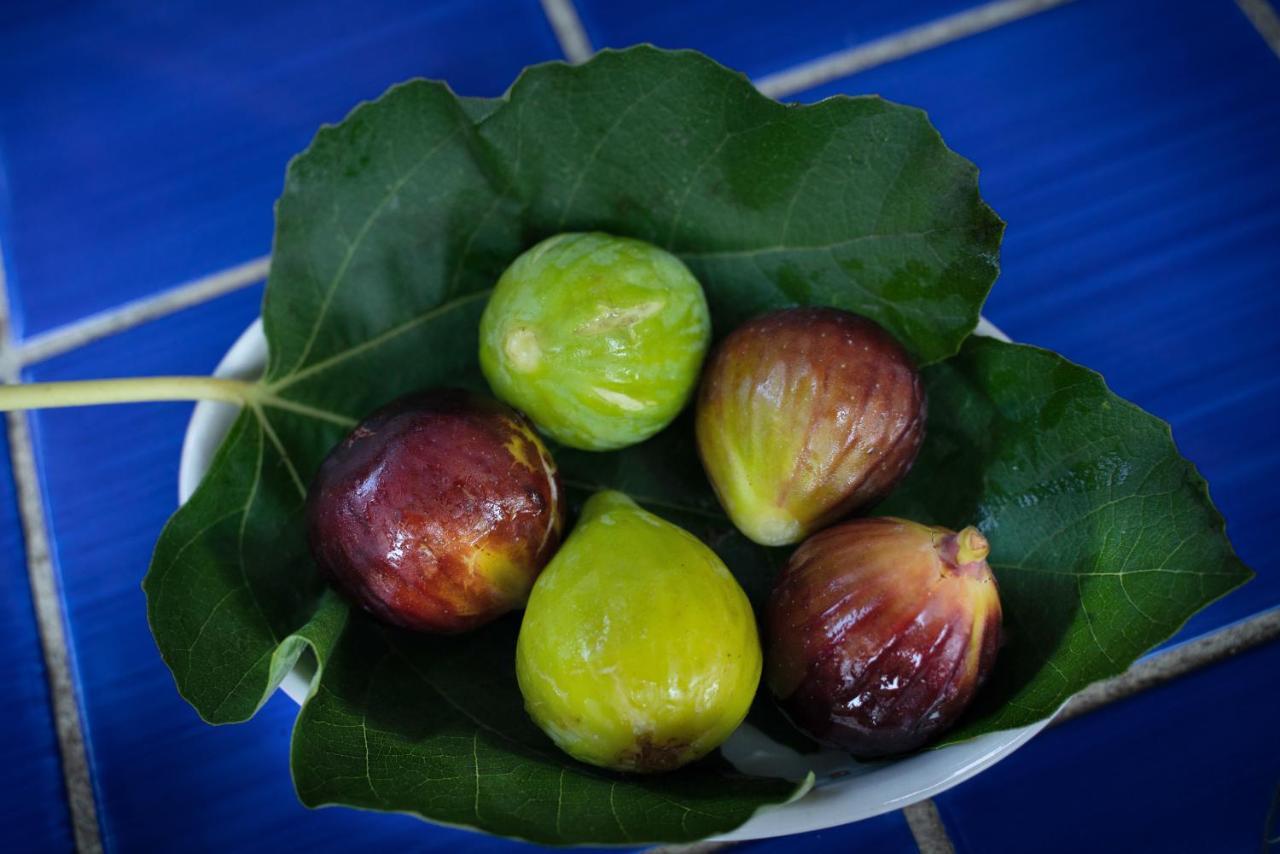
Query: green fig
[[696, 307, 926, 546], [479, 232, 711, 451], [515, 491, 760, 773]]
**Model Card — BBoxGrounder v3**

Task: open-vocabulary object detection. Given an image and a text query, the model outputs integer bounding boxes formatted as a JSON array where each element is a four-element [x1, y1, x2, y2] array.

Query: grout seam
[[1237, 0, 1280, 59], [755, 0, 1076, 98], [0, 254, 105, 852], [1055, 607, 1280, 724], [904, 800, 957, 854], [539, 0, 594, 64], [18, 255, 269, 367]]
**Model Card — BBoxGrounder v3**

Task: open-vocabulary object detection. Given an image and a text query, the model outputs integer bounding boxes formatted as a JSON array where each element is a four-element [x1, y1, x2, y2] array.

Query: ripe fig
[[479, 232, 711, 451], [696, 307, 926, 546], [516, 491, 760, 773], [765, 517, 1001, 757], [306, 389, 564, 634]]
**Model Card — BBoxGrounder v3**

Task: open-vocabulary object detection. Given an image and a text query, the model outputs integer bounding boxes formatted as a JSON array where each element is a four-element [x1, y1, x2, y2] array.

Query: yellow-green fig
[[479, 232, 711, 451], [515, 491, 761, 773], [696, 308, 926, 546]]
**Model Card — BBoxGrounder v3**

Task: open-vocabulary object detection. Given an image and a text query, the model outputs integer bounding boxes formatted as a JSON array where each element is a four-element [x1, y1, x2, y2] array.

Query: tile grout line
[[1055, 606, 1280, 724], [903, 800, 957, 854], [755, 0, 1076, 98], [0, 253, 105, 852], [1237, 0, 1280, 59], [539, 0, 594, 64], [18, 254, 269, 367]]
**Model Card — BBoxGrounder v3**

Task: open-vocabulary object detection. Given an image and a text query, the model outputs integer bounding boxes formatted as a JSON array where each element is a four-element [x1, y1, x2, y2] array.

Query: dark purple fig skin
[[766, 517, 1001, 757], [306, 389, 565, 634], [696, 307, 926, 546]]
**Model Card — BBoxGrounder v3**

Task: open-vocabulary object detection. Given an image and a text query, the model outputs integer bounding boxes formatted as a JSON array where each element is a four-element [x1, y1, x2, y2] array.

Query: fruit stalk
[[0, 376, 259, 411]]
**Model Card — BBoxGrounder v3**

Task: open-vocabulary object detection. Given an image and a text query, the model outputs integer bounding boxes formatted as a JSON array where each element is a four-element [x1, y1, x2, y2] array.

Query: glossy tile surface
[[796, 0, 1280, 645], [0, 428, 73, 850], [935, 637, 1280, 853], [0, 0, 561, 339]]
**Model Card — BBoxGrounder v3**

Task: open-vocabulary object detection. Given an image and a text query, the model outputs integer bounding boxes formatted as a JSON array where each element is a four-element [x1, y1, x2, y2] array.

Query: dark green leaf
[[481, 48, 1002, 362], [292, 612, 807, 845]]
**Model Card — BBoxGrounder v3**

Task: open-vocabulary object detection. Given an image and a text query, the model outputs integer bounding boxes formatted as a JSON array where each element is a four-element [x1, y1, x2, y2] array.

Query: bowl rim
[[177, 315, 1054, 842]]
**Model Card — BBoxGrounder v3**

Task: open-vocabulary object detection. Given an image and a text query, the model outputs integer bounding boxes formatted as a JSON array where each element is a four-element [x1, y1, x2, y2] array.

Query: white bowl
[[179, 316, 1051, 842]]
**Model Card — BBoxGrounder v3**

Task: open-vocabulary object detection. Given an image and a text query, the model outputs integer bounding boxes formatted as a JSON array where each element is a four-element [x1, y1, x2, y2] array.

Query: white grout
[[904, 799, 957, 854], [18, 255, 269, 367], [755, 0, 1076, 98], [0, 250, 104, 853], [1056, 606, 1280, 724], [539, 0, 594, 64], [1237, 0, 1280, 59]]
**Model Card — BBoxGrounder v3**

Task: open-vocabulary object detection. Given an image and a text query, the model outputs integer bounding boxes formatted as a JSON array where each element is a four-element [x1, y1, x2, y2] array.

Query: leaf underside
[[143, 47, 1248, 845]]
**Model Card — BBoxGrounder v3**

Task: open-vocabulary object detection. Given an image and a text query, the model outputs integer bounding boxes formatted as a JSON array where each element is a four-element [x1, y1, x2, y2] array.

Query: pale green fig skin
[[479, 233, 711, 451], [516, 491, 762, 773]]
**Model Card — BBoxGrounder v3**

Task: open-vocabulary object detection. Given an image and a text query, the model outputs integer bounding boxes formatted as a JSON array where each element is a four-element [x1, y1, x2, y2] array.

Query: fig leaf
[[878, 337, 1252, 743]]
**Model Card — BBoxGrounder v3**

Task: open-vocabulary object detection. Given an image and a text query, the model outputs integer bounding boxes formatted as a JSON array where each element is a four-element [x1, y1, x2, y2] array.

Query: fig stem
[[954, 526, 990, 564], [0, 376, 259, 412]]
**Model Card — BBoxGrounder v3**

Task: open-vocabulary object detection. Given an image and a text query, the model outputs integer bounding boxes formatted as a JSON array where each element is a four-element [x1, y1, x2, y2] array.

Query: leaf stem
[[0, 376, 259, 412]]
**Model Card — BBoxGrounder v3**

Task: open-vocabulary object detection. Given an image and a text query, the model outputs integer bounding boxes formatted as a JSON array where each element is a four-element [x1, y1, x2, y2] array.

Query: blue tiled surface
[[3, 0, 1279, 852], [935, 637, 1280, 853], [575, 0, 982, 80], [796, 0, 1280, 646], [0, 0, 561, 339], [0, 430, 73, 850]]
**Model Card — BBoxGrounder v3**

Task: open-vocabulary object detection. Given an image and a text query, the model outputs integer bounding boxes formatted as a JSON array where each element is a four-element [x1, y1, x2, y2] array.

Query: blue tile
[[0, 0, 561, 340], [935, 636, 1280, 853], [0, 426, 74, 849], [575, 0, 982, 80], [795, 0, 1280, 644], [734, 809, 918, 854], [23, 287, 625, 851]]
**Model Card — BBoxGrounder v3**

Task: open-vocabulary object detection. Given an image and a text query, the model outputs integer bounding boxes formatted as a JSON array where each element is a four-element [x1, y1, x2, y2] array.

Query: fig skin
[[479, 232, 711, 451], [696, 307, 926, 546], [306, 389, 565, 634], [765, 517, 1001, 758], [516, 491, 761, 773]]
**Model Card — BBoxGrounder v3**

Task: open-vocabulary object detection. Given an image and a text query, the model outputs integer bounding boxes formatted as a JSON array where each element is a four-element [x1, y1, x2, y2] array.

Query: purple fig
[[306, 389, 565, 634], [765, 517, 1002, 757], [695, 308, 925, 546]]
